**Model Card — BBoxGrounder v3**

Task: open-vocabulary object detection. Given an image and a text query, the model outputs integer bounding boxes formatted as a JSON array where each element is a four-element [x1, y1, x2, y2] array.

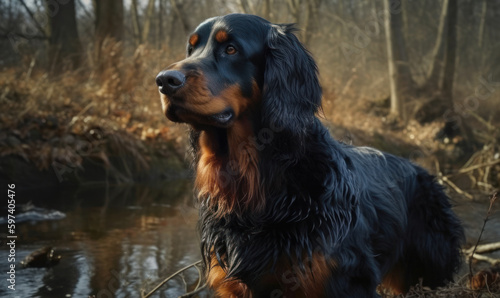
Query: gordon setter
[[155, 14, 464, 297]]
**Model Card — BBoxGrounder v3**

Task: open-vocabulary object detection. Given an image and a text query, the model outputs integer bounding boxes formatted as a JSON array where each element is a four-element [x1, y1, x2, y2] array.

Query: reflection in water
[[453, 195, 500, 256], [0, 180, 205, 298], [1, 180, 499, 297]]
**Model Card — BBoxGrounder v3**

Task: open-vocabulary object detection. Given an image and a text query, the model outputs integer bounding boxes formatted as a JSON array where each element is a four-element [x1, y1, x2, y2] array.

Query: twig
[[441, 176, 474, 199], [468, 253, 500, 265], [76, 0, 94, 21], [193, 261, 203, 290], [469, 192, 498, 277], [142, 260, 202, 298], [446, 159, 500, 177], [66, 102, 95, 129], [468, 110, 496, 132], [464, 242, 500, 254], [19, 0, 47, 38], [462, 150, 486, 170], [25, 57, 36, 80], [178, 283, 207, 298]]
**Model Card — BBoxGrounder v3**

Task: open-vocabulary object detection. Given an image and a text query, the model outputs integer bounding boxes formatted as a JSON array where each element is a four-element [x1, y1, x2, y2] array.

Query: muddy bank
[[0, 141, 189, 191]]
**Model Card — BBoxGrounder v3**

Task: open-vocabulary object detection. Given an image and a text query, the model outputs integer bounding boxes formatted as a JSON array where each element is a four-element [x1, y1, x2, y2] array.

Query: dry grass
[[0, 41, 189, 177], [1, 38, 498, 190]]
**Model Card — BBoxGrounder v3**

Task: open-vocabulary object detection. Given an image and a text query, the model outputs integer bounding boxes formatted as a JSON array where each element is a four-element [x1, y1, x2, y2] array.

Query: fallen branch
[[447, 159, 500, 177], [142, 260, 203, 298], [441, 176, 474, 199], [467, 253, 500, 265], [19, 0, 47, 38], [468, 193, 498, 277], [464, 242, 500, 255], [178, 283, 207, 298]]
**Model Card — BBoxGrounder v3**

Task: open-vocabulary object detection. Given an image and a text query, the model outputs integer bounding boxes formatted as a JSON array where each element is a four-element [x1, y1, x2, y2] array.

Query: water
[[0, 181, 498, 297], [0, 181, 205, 298]]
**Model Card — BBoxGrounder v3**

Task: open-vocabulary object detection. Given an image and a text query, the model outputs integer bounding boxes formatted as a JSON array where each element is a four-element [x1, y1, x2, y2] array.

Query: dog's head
[[156, 13, 322, 135]]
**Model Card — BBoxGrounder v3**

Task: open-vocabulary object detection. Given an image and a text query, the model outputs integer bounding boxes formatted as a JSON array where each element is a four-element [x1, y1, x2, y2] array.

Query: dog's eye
[[225, 45, 237, 55], [187, 46, 193, 56]]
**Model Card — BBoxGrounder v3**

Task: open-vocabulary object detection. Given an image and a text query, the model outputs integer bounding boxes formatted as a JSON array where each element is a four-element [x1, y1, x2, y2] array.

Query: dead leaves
[[468, 266, 500, 291]]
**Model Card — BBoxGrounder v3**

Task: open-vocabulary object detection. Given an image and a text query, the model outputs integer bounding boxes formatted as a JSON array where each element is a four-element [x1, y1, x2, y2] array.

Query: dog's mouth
[[166, 104, 234, 128], [210, 109, 233, 124]]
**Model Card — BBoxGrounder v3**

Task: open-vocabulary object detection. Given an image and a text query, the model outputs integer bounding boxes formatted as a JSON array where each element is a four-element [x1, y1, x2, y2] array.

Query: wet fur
[[162, 14, 464, 297]]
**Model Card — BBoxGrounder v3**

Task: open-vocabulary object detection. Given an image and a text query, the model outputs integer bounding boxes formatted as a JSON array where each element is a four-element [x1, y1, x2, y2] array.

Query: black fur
[[158, 14, 464, 297]]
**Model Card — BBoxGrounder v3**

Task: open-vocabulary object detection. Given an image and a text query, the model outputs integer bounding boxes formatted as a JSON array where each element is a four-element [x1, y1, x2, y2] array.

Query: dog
[[155, 13, 464, 297]]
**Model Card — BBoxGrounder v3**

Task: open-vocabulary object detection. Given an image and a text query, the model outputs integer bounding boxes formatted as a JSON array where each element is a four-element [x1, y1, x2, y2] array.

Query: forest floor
[[0, 49, 190, 186], [1, 55, 499, 296]]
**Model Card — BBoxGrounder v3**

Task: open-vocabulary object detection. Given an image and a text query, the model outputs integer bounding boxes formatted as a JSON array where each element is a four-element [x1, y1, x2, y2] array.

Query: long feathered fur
[[159, 14, 464, 297]]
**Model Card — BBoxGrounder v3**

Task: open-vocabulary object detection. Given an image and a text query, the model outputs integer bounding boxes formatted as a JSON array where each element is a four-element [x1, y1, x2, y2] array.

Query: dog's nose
[[156, 70, 186, 95]]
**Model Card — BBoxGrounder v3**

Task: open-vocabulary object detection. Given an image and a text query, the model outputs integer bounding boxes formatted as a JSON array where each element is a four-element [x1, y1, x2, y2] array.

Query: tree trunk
[[170, 0, 191, 35], [391, 0, 415, 94], [262, 0, 271, 20], [383, 0, 413, 121], [142, 0, 156, 44], [157, 0, 165, 49], [383, 0, 404, 120], [441, 0, 474, 143], [94, 0, 124, 69], [303, 0, 321, 47], [425, 0, 449, 91], [401, 0, 409, 41], [286, 0, 301, 25], [302, 1, 311, 45], [238, 0, 257, 14], [45, 0, 81, 71], [130, 0, 142, 46], [167, 10, 178, 51], [478, 0, 487, 49], [95, 0, 123, 42], [441, 0, 457, 104]]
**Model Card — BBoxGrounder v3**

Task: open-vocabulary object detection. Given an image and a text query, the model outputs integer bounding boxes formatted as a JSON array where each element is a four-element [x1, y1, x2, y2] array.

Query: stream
[[0, 182, 498, 297]]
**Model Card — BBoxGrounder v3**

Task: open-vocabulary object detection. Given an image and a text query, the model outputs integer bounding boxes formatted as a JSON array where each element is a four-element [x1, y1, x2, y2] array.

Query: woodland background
[[0, 0, 499, 296], [0, 0, 499, 186]]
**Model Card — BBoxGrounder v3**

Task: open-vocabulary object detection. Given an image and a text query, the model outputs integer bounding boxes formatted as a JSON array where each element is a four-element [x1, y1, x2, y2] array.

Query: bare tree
[[441, 0, 457, 104], [384, 0, 403, 120], [238, 0, 257, 14], [286, 0, 301, 24], [302, 0, 321, 46], [95, 0, 124, 42], [142, 0, 156, 44], [262, 0, 271, 20], [94, 0, 124, 69], [157, 0, 165, 49], [130, 0, 142, 46], [478, 0, 487, 48], [391, 0, 414, 94], [44, 0, 81, 71], [383, 0, 412, 121], [170, 0, 191, 34], [424, 0, 449, 92]]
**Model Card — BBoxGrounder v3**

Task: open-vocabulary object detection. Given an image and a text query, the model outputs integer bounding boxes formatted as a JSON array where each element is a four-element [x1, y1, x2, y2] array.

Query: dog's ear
[[262, 24, 322, 141]]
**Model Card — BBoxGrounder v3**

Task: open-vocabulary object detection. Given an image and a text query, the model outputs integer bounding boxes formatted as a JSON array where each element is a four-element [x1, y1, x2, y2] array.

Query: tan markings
[[196, 115, 263, 217], [280, 253, 336, 297], [161, 66, 261, 120], [189, 33, 199, 46], [215, 30, 229, 43], [159, 93, 169, 116], [205, 249, 334, 296], [241, 253, 336, 297], [227, 116, 263, 211], [207, 255, 251, 298], [193, 81, 263, 216], [380, 262, 406, 295]]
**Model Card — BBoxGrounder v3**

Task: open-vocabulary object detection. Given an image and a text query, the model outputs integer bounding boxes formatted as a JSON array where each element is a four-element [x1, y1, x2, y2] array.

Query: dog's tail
[[402, 167, 465, 290]]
